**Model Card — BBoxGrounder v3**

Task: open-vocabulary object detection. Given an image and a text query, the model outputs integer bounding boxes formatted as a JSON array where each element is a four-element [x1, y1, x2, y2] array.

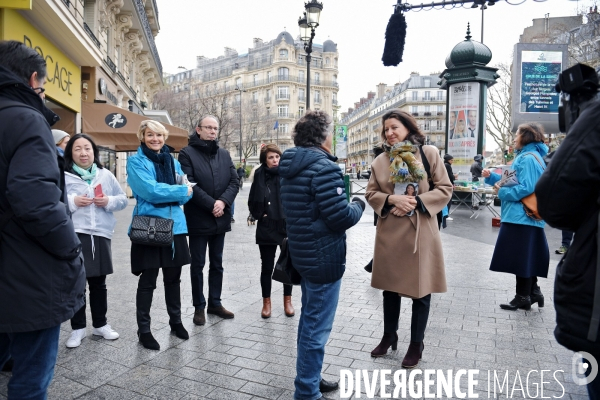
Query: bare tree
[[486, 62, 515, 154]]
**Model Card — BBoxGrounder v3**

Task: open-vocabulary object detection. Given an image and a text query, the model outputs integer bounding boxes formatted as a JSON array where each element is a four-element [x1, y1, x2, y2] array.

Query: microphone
[[382, 10, 407, 67]]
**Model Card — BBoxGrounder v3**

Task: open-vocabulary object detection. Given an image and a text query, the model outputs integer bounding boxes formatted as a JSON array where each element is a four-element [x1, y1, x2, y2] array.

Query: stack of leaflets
[[498, 170, 518, 187]]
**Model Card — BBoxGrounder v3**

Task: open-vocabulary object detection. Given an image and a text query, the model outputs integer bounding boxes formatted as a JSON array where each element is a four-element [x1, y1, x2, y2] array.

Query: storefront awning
[[81, 102, 190, 151]]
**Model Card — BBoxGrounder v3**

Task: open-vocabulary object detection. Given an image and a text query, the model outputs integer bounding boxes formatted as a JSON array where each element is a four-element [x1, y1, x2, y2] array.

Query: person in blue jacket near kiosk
[[482, 122, 550, 312], [127, 120, 193, 351]]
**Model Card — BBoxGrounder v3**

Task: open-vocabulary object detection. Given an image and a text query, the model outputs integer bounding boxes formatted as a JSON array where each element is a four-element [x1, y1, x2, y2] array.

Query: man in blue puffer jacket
[[280, 111, 364, 400]]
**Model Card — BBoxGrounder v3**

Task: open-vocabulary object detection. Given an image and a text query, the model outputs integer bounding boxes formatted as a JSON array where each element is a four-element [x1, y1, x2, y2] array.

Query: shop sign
[[105, 113, 127, 129], [0, 0, 31, 9], [1, 9, 80, 112]]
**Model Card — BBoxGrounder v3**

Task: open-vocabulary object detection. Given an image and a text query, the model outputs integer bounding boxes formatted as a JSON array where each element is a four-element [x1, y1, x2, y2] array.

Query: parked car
[[361, 170, 371, 180]]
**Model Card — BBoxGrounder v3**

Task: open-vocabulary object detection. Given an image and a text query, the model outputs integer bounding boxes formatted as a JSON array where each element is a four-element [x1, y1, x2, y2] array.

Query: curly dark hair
[[259, 143, 282, 164], [380, 108, 426, 145], [517, 122, 546, 146], [292, 110, 333, 147]]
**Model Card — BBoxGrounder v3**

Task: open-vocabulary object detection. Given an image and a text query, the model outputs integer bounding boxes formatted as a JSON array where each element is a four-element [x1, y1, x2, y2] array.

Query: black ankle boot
[[370, 332, 398, 357], [170, 323, 189, 340], [500, 295, 531, 311], [530, 286, 544, 307], [138, 331, 160, 350], [364, 259, 373, 273]]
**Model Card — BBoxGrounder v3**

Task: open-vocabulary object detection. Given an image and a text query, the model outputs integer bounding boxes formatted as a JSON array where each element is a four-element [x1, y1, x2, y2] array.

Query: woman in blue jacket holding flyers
[[483, 122, 549, 311], [127, 120, 193, 350]]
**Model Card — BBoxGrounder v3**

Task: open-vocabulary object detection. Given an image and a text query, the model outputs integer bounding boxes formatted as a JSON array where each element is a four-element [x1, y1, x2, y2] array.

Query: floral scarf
[[382, 141, 426, 184]]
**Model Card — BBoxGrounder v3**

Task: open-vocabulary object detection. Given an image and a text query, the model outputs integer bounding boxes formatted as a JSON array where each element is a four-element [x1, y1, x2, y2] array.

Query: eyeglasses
[[32, 87, 45, 94], [200, 126, 219, 132]]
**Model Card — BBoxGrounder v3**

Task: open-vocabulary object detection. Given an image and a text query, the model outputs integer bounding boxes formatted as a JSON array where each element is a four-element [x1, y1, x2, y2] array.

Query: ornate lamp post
[[235, 86, 247, 165], [298, 1, 323, 110]]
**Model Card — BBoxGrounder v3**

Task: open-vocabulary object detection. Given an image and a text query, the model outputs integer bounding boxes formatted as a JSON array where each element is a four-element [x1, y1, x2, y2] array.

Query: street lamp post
[[235, 86, 247, 165], [298, 1, 323, 111]]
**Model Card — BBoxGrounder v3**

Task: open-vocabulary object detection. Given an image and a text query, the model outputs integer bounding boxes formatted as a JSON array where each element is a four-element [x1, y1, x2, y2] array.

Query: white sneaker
[[92, 324, 119, 340], [446, 217, 453, 221], [66, 328, 86, 348]]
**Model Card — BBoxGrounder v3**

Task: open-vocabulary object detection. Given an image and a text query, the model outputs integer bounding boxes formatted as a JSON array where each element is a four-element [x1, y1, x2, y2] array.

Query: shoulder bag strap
[[419, 146, 434, 191], [587, 208, 600, 341]]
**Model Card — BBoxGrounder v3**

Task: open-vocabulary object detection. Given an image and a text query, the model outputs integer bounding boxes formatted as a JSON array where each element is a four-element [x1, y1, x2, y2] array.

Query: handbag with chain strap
[[129, 205, 174, 246]]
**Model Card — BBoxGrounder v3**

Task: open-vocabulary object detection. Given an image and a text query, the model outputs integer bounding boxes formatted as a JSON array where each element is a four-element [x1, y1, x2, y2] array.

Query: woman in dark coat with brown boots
[[248, 144, 294, 318]]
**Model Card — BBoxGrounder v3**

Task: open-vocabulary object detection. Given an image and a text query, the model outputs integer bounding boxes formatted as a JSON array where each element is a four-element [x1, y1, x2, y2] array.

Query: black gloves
[[352, 197, 366, 211]]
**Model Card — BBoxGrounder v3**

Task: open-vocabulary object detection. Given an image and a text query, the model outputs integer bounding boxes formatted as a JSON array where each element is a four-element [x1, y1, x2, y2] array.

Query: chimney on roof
[[348, 107, 354, 113], [224, 47, 238, 57], [253, 38, 263, 48], [377, 83, 387, 98], [354, 102, 360, 108], [367, 91, 376, 99]]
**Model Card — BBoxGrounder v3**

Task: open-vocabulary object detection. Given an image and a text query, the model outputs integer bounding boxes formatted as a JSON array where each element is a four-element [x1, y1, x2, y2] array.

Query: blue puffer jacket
[[126, 146, 193, 235], [485, 142, 548, 228], [279, 146, 363, 284]]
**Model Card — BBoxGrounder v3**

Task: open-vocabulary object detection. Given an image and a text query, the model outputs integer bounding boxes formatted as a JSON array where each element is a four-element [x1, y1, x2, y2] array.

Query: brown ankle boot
[[370, 332, 398, 357], [284, 295, 295, 317], [261, 298, 271, 319], [401, 341, 424, 368]]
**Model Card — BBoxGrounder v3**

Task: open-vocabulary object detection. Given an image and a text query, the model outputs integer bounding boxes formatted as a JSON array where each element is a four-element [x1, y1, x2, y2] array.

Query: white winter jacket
[[65, 168, 128, 240]]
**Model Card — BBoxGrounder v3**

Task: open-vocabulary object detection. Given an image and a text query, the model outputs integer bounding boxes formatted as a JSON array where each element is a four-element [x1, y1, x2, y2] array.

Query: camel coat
[[366, 145, 452, 298]]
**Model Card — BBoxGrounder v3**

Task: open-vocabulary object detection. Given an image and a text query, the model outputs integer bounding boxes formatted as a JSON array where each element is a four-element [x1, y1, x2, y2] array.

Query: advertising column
[[447, 82, 481, 180]]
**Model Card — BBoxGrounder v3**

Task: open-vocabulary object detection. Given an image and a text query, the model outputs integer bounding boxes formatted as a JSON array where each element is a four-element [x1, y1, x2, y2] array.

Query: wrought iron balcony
[[276, 93, 290, 100], [83, 23, 100, 48], [105, 57, 116, 73]]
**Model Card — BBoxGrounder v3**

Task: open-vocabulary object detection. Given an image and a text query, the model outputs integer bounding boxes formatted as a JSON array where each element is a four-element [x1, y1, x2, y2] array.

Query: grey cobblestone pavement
[[0, 182, 588, 399]]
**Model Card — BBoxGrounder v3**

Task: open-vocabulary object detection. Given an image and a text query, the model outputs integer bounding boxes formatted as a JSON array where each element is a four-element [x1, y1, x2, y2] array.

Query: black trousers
[[383, 291, 431, 342], [259, 244, 292, 298], [136, 267, 182, 333], [515, 276, 539, 296], [71, 275, 108, 330]]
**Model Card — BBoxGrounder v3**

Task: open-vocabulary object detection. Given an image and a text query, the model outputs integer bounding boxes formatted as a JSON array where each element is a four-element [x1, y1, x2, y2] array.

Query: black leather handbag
[[129, 206, 174, 247], [272, 238, 301, 285]]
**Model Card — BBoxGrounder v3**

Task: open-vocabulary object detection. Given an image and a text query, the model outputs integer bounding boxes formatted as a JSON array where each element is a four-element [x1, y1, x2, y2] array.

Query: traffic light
[[503, 150, 508, 160]]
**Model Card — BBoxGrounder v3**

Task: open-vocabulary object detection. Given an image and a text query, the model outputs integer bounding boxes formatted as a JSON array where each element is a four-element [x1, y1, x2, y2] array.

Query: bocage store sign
[[0, 9, 81, 112]]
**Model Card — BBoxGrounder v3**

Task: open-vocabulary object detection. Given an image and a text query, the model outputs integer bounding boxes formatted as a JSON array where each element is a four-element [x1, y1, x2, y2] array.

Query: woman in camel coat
[[366, 108, 452, 369]]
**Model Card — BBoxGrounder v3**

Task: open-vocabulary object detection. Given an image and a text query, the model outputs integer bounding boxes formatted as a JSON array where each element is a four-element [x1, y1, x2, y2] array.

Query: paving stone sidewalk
[[0, 186, 588, 399]]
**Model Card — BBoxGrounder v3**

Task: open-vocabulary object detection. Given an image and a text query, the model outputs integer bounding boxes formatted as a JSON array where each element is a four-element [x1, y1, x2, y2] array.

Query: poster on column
[[447, 82, 480, 180]]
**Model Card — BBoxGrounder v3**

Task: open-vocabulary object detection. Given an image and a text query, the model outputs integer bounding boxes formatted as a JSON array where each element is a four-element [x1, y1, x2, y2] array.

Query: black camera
[[555, 63, 600, 133]]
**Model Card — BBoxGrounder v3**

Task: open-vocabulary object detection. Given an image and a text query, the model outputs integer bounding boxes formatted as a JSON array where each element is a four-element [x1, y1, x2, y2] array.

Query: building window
[[424, 105, 430, 112], [423, 120, 430, 131], [437, 91, 444, 100], [412, 91, 418, 100], [252, 91, 258, 101], [278, 123, 289, 134], [334, 58, 338, 67], [277, 86, 289, 99], [314, 90, 321, 103], [298, 106, 305, 115], [224, 81, 229, 91], [424, 78, 431, 87], [436, 120, 443, 130], [437, 105, 444, 113], [299, 88, 305, 101], [299, 70, 305, 83], [279, 49, 288, 59], [325, 57, 330, 65], [333, 75, 337, 85], [253, 74, 258, 85], [424, 91, 431, 100], [411, 106, 418, 114], [251, 127, 258, 139], [314, 72, 320, 84], [266, 89, 271, 100], [278, 67, 289, 79], [267, 71, 272, 82], [278, 104, 288, 117], [280, 143, 288, 151]]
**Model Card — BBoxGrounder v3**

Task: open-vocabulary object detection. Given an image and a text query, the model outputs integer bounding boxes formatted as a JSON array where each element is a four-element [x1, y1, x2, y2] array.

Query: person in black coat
[[0, 41, 85, 399], [248, 144, 294, 319], [179, 116, 239, 326], [536, 68, 600, 397]]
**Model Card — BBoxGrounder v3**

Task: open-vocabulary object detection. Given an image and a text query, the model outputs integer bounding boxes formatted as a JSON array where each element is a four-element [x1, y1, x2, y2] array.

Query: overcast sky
[[155, 0, 582, 111]]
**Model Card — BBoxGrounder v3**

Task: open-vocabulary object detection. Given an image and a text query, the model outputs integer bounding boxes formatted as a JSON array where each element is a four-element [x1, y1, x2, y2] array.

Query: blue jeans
[[231, 201, 235, 218], [294, 278, 341, 400], [189, 233, 226, 309], [0, 325, 60, 400]]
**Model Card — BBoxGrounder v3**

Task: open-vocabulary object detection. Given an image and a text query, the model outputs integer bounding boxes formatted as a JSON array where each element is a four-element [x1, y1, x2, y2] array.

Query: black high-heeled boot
[[138, 331, 160, 350], [530, 286, 544, 307], [500, 295, 532, 311], [370, 332, 398, 357], [170, 323, 189, 340]]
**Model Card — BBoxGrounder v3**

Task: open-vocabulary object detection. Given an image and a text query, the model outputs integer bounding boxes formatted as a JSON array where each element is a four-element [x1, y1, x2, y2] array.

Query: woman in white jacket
[[63, 133, 128, 348]]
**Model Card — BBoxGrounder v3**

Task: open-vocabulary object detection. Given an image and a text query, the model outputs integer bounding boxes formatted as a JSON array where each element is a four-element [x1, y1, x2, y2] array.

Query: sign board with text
[[511, 43, 567, 133], [0, 9, 81, 112], [448, 82, 481, 180]]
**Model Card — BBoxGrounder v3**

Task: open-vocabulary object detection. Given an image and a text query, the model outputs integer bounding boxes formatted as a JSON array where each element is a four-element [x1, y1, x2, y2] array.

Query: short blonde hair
[[137, 120, 169, 142]]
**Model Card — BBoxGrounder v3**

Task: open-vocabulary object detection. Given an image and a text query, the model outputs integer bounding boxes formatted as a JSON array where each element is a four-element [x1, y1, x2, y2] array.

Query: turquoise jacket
[[126, 146, 193, 235], [485, 142, 548, 228]]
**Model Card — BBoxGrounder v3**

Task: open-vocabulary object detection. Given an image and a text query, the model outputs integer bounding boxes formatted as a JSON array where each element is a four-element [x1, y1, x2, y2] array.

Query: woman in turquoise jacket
[[127, 120, 193, 350], [483, 122, 550, 311]]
